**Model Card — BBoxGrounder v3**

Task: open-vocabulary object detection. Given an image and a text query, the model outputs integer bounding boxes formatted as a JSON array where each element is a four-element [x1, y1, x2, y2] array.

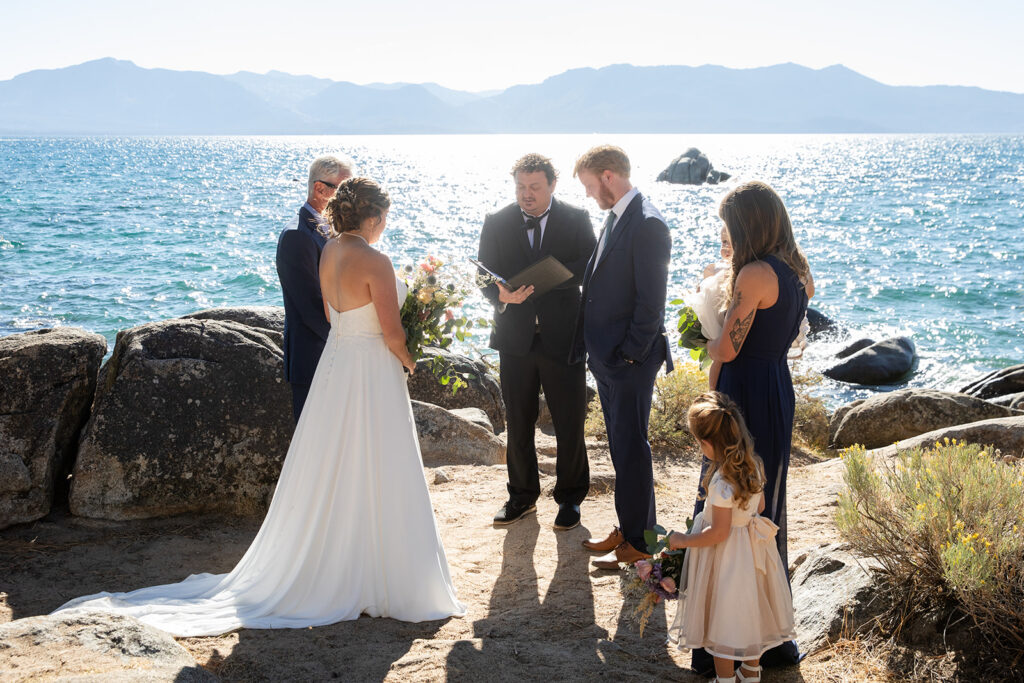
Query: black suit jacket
[[478, 197, 596, 359], [276, 205, 331, 385], [570, 191, 674, 374]]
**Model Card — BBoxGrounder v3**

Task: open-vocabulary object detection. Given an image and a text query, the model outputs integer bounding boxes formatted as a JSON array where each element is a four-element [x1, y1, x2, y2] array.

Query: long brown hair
[[719, 181, 810, 302], [688, 392, 764, 509]]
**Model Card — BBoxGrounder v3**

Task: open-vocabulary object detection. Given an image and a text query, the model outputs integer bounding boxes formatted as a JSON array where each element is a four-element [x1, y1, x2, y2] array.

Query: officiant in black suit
[[276, 154, 353, 422], [478, 153, 597, 531]]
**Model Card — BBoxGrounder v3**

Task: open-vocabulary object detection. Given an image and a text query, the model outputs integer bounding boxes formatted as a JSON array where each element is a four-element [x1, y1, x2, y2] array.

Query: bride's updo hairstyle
[[323, 177, 391, 236], [688, 391, 764, 508], [719, 180, 811, 302]]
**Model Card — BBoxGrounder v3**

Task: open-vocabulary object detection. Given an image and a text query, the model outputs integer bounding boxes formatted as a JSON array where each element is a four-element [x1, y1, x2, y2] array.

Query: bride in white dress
[[54, 177, 466, 636]]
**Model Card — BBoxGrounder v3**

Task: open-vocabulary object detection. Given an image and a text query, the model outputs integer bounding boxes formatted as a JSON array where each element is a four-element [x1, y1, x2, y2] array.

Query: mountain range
[[1, 58, 1022, 135]]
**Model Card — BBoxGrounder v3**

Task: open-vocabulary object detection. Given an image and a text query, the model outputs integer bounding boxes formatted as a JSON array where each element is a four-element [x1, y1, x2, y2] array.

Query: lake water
[[1, 134, 1021, 407]]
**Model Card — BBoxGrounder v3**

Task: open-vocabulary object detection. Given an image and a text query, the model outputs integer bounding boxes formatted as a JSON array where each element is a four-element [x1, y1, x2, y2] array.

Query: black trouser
[[499, 335, 589, 508], [289, 380, 311, 423]]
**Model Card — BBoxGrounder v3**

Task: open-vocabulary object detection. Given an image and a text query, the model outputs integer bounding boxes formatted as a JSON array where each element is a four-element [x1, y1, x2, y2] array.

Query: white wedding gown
[[54, 279, 466, 636]]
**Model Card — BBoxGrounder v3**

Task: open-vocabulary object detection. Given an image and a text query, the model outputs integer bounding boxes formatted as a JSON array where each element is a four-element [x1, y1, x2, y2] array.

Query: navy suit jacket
[[276, 205, 331, 385], [570, 191, 674, 374], [478, 197, 596, 359]]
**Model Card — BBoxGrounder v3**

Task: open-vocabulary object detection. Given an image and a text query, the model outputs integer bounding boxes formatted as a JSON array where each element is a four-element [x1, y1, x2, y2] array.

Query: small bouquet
[[672, 300, 711, 368], [398, 256, 483, 394], [673, 265, 730, 370], [620, 523, 690, 636]]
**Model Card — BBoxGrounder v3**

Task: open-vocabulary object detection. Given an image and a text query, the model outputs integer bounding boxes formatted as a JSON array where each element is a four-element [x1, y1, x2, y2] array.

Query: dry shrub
[[585, 362, 830, 455], [803, 637, 898, 682], [792, 367, 830, 453], [583, 394, 608, 441], [836, 441, 1024, 660], [648, 363, 708, 448], [584, 363, 706, 448]]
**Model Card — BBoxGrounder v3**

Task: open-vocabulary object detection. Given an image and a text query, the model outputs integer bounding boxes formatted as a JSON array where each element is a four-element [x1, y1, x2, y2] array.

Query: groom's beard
[[598, 185, 616, 210]]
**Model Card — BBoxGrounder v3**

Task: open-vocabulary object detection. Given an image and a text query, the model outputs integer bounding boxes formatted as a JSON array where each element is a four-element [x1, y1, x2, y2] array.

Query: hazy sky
[[2, 0, 1022, 93]]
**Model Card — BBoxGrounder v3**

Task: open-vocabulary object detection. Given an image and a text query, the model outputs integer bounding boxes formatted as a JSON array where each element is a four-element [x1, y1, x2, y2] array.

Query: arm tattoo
[[728, 306, 755, 353]]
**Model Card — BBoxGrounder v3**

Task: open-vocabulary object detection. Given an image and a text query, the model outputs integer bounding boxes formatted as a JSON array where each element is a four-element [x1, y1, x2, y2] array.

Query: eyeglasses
[[316, 179, 338, 190]]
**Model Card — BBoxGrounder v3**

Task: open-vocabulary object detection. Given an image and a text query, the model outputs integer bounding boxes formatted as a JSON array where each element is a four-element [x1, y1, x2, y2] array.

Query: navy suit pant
[[591, 345, 664, 553], [289, 381, 312, 423]]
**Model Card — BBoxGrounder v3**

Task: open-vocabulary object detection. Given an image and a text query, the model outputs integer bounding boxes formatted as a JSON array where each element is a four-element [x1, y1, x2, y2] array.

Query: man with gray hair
[[276, 154, 354, 421]]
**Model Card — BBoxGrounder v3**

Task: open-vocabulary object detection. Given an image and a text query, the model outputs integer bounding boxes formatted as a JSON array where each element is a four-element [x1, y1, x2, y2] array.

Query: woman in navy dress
[[691, 181, 813, 673]]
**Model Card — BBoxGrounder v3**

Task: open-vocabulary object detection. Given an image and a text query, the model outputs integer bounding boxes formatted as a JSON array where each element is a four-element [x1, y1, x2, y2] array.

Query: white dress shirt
[[593, 187, 639, 264], [523, 199, 552, 249]]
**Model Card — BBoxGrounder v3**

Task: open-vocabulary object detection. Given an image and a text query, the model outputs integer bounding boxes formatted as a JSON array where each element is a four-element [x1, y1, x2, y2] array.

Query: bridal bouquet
[[620, 523, 689, 637], [398, 256, 481, 394]]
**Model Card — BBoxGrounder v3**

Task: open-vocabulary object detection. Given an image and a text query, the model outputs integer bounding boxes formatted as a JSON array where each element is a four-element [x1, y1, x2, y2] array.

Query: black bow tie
[[523, 208, 550, 258], [522, 208, 550, 230]]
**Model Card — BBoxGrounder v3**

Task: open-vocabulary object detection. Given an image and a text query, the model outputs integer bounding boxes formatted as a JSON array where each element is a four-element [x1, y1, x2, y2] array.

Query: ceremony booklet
[[470, 256, 573, 299]]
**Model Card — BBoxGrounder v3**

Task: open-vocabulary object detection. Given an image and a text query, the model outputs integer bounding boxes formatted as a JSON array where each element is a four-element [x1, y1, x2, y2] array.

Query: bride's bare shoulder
[[360, 244, 391, 266]]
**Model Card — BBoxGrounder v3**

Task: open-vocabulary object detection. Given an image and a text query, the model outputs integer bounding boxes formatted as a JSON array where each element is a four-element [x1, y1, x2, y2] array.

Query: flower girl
[[666, 392, 796, 683]]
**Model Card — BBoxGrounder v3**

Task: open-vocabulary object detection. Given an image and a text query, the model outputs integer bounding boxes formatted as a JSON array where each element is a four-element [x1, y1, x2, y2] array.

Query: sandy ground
[[0, 432, 863, 682]]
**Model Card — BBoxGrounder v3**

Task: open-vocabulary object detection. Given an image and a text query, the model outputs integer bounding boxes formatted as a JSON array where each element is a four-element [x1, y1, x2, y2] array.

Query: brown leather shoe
[[582, 526, 624, 552], [592, 541, 652, 570]]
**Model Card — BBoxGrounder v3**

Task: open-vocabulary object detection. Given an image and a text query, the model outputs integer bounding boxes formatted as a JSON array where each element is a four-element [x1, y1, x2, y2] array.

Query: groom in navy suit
[[276, 155, 354, 421], [570, 145, 674, 569]]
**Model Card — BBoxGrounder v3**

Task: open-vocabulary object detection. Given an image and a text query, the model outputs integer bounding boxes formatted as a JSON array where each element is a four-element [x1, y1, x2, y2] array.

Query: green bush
[[836, 441, 1024, 656]]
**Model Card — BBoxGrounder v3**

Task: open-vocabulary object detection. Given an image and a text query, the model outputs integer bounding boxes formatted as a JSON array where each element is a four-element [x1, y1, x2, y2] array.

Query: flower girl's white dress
[[55, 279, 466, 636], [668, 473, 795, 660]]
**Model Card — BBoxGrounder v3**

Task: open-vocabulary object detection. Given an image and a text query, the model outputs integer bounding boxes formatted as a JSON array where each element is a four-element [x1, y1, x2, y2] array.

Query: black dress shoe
[[553, 503, 581, 531], [493, 500, 536, 526]]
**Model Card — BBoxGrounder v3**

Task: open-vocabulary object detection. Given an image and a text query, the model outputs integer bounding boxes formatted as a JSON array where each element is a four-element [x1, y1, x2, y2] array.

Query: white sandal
[[736, 664, 761, 682], [715, 677, 736, 683]]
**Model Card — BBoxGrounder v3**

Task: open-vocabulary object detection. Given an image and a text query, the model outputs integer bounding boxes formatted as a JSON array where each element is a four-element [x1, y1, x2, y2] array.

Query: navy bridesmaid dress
[[691, 254, 808, 670]]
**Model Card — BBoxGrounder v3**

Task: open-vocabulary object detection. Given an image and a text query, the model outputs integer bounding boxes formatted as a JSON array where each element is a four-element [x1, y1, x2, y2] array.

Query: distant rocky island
[[1, 59, 1023, 135]]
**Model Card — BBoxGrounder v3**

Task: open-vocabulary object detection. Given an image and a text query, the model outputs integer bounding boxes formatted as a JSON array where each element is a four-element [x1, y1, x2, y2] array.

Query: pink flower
[[445, 310, 454, 321], [421, 262, 435, 274], [636, 560, 652, 581], [660, 576, 677, 594]]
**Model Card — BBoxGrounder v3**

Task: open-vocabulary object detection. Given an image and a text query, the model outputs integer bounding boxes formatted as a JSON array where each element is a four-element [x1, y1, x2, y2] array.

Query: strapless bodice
[[329, 278, 407, 337]]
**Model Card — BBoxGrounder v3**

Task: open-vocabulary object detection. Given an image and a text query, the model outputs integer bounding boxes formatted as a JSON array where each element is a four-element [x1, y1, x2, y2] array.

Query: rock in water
[[411, 400, 505, 466], [69, 318, 294, 520], [791, 543, 883, 654], [960, 363, 1024, 400], [835, 337, 874, 359], [408, 348, 505, 433], [805, 307, 842, 340], [988, 390, 1024, 408], [0, 328, 106, 530], [829, 389, 1018, 449], [656, 147, 730, 185], [822, 336, 916, 385], [0, 612, 216, 681]]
